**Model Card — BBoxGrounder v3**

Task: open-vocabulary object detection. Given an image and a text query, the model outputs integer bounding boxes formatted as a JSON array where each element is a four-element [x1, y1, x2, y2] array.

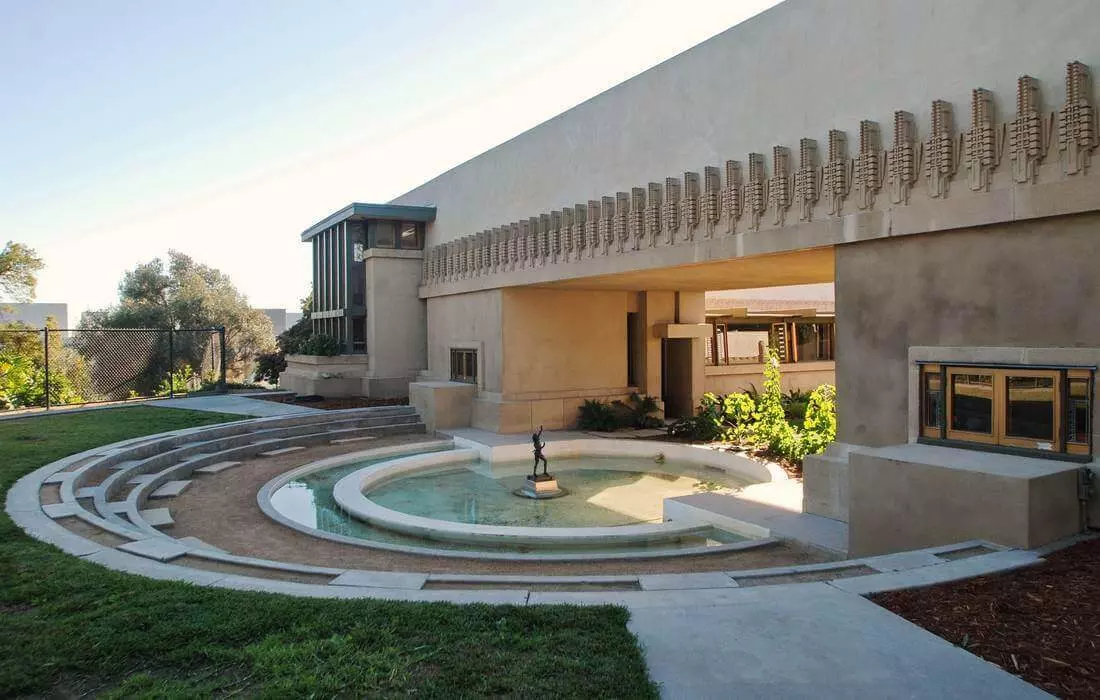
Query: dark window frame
[[450, 348, 478, 385]]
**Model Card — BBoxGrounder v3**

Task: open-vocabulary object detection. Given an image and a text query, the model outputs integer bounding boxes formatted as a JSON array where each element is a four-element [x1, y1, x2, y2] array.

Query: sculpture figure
[[531, 425, 549, 477]]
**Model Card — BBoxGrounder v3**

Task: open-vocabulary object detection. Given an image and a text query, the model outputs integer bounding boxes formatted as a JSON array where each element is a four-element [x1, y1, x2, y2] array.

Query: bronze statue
[[531, 425, 549, 477]]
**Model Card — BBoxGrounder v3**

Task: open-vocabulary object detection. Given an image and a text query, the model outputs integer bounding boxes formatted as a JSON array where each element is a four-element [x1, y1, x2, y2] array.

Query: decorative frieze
[[646, 182, 663, 247], [1009, 76, 1050, 184], [682, 172, 700, 240], [794, 139, 820, 222], [630, 187, 646, 250], [723, 160, 743, 234], [924, 100, 958, 198], [421, 57, 1100, 289], [662, 177, 681, 245], [964, 88, 1002, 192], [887, 111, 919, 205], [702, 166, 721, 237], [1058, 61, 1097, 175], [744, 153, 767, 231]]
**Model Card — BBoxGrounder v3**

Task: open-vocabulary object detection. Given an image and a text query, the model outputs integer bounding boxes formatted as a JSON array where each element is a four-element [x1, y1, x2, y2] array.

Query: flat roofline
[[300, 202, 436, 241]]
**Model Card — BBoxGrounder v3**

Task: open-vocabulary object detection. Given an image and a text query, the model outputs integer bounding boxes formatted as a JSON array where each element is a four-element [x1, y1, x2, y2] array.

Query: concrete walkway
[[154, 395, 324, 417], [625, 582, 1049, 699]]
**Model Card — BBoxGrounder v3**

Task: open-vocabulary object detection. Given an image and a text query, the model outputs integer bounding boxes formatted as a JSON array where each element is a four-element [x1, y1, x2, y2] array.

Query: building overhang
[[300, 202, 437, 242]]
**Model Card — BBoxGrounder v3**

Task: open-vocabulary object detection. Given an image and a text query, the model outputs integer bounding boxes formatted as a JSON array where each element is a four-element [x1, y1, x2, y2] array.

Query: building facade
[[301, 0, 1100, 555]]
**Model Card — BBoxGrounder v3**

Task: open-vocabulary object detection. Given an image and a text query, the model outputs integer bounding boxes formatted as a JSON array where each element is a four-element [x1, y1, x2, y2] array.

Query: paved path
[[625, 582, 1050, 699], [154, 395, 324, 417]]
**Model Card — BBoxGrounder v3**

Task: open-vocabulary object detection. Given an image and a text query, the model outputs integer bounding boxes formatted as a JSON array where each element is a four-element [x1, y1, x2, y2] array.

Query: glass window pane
[[1005, 375, 1055, 440], [951, 373, 993, 434], [795, 324, 821, 362], [371, 221, 396, 248], [399, 222, 420, 249], [923, 371, 943, 429], [1067, 378, 1090, 444]]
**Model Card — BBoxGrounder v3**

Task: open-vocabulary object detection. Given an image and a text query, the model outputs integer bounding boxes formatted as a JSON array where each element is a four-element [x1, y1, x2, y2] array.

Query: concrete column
[[677, 291, 707, 413], [640, 291, 675, 401], [364, 251, 427, 397]]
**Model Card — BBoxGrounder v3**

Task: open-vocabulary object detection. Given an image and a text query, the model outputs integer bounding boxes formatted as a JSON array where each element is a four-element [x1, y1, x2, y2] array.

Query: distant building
[[259, 309, 304, 336], [0, 303, 69, 328]]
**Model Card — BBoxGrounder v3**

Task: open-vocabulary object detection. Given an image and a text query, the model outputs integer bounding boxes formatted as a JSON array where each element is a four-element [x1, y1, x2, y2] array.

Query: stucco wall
[[393, 0, 1100, 245], [365, 253, 426, 395], [835, 212, 1100, 447], [500, 288, 629, 396], [426, 290, 503, 392]]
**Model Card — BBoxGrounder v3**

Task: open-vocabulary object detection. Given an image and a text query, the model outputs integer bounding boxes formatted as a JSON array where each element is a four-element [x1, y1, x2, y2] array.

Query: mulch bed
[[872, 537, 1100, 698], [253, 394, 408, 411]]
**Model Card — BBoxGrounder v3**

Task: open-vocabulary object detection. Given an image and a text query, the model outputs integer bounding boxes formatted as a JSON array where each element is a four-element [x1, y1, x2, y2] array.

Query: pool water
[[368, 456, 754, 527], [269, 452, 752, 555]]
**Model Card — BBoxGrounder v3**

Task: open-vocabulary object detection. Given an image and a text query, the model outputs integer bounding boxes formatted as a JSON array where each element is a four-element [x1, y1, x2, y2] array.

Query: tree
[[0, 316, 88, 408], [81, 251, 276, 388], [0, 241, 44, 303]]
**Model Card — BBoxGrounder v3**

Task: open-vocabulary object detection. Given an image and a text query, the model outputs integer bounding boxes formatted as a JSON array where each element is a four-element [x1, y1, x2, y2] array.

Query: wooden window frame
[[450, 348, 477, 385], [920, 362, 1093, 460]]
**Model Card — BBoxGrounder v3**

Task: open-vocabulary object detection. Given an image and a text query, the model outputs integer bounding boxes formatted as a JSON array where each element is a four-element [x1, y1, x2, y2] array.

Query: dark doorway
[[661, 338, 694, 418]]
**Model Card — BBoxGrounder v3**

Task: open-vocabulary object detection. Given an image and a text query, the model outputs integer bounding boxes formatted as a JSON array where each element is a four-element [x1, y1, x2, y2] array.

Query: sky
[[0, 0, 782, 322]]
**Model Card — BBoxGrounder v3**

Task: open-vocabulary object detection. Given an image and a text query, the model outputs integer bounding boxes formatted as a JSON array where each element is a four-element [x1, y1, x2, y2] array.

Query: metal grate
[[0, 327, 225, 410]]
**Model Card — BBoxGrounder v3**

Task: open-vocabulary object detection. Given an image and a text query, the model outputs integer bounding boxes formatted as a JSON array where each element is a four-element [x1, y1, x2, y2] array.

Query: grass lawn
[[0, 406, 657, 698]]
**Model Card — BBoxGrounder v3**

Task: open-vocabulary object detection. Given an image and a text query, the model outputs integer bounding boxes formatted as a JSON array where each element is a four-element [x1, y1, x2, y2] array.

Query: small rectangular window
[[921, 365, 943, 437], [450, 348, 477, 384], [949, 372, 994, 437], [399, 222, 421, 249], [371, 221, 396, 248], [1005, 375, 1056, 442]]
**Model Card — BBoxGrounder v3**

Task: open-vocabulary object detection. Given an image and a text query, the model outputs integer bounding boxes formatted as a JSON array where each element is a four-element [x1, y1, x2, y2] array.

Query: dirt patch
[[253, 395, 409, 410], [168, 439, 835, 576], [872, 537, 1100, 699]]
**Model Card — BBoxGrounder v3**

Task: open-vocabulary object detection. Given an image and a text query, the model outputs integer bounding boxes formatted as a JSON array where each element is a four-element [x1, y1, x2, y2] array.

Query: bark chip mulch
[[872, 536, 1100, 698]]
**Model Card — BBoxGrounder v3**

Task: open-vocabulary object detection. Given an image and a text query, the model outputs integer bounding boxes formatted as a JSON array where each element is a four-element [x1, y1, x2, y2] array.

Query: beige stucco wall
[[500, 287, 629, 397], [364, 252, 426, 397], [426, 290, 503, 392], [704, 361, 834, 396], [393, 0, 1100, 245], [835, 213, 1100, 448]]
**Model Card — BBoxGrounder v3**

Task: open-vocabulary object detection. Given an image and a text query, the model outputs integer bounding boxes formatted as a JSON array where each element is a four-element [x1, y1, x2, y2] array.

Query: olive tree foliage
[[81, 251, 276, 384], [0, 241, 45, 304]]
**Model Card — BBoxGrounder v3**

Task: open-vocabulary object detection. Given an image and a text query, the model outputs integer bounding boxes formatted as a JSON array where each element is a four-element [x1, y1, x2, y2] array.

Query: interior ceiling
[[533, 246, 835, 292]]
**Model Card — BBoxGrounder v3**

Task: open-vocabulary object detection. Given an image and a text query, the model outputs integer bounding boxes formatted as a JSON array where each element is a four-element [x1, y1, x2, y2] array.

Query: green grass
[[0, 406, 657, 698]]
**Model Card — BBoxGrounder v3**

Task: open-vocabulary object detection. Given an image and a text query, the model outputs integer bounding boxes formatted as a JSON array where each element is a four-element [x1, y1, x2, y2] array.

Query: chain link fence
[[0, 327, 226, 410]]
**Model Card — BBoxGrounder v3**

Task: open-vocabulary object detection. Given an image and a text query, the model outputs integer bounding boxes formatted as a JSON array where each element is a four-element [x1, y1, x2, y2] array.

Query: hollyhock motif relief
[[854, 120, 883, 210], [924, 100, 959, 199], [1059, 61, 1097, 176], [662, 177, 681, 245], [744, 153, 767, 231], [702, 167, 721, 237], [723, 160, 743, 234], [645, 182, 663, 247], [964, 88, 1003, 192], [794, 139, 820, 222]]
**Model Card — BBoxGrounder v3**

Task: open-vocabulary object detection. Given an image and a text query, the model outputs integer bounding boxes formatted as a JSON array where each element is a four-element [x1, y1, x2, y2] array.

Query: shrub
[[624, 392, 663, 429], [298, 334, 342, 356], [157, 365, 195, 397], [577, 399, 619, 432], [800, 384, 837, 456]]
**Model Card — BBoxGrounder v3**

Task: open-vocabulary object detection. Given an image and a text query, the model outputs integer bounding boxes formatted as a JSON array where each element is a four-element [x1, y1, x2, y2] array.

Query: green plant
[[782, 388, 812, 422], [753, 348, 797, 454], [157, 365, 195, 396], [624, 392, 663, 429], [577, 399, 619, 432], [800, 383, 837, 456], [298, 333, 342, 357]]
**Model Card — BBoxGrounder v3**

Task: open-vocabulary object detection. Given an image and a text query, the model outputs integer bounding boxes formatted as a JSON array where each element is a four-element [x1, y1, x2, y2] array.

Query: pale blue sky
[[0, 0, 779, 320]]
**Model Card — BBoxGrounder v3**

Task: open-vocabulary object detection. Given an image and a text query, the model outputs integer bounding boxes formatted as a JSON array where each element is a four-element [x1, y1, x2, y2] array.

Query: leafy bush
[[298, 334, 342, 357], [577, 399, 620, 432], [157, 365, 195, 397], [673, 348, 837, 465], [623, 392, 663, 429]]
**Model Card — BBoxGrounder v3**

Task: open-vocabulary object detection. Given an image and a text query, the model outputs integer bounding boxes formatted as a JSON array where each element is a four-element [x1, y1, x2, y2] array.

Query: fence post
[[168, 329, 175, 398], [43, 327, 50, 410], [218, 326, 227, 393]]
